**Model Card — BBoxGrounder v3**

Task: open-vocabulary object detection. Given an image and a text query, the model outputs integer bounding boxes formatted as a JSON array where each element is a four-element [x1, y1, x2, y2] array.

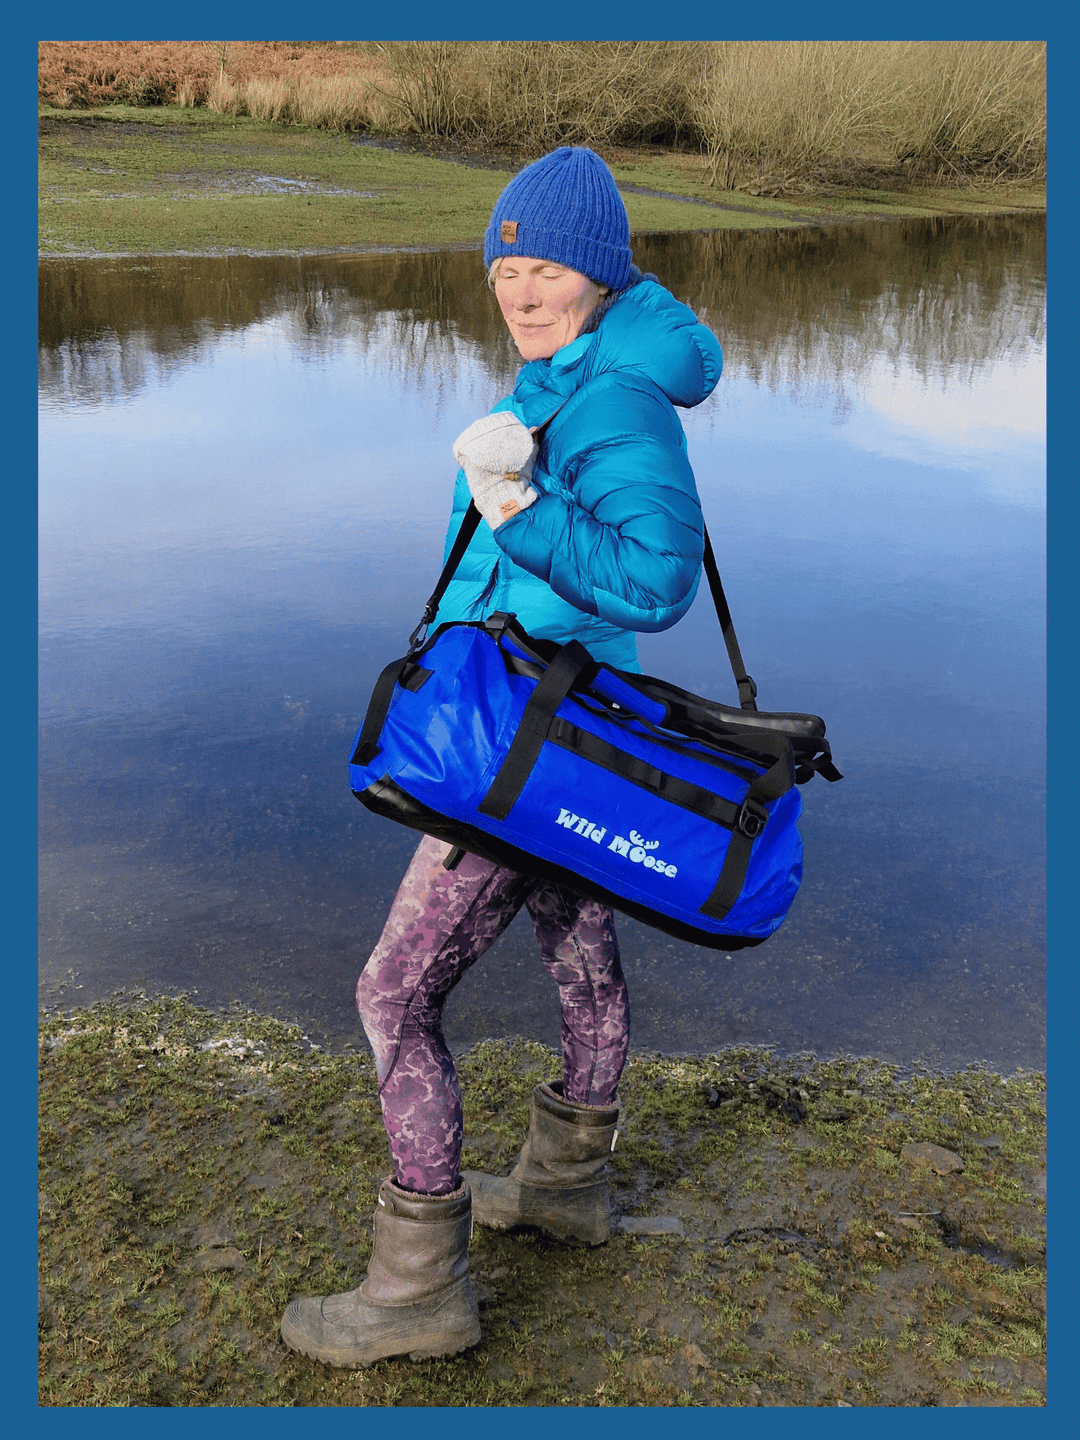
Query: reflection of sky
[[39, 318, 501, 647], [690, 340, 1045, 492], [844, 352, 1045, 507], [39, 313, 1046, 630]]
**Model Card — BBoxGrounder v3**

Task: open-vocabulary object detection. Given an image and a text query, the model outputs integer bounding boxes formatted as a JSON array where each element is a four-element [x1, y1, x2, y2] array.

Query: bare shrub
[[693, 41, 900, 193], [885, 41, 1046, 182], [380, 39, 698, 152], [204, 42, 231, 84], [691, 40, 1046, 192]]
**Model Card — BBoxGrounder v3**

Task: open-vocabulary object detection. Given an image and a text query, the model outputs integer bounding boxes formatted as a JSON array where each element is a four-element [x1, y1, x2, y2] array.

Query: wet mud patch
[[39, 994, 1045, 1407]]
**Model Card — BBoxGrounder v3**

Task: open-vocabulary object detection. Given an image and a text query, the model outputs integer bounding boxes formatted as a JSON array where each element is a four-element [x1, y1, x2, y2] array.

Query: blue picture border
[[10, 2, 1073, 1433]]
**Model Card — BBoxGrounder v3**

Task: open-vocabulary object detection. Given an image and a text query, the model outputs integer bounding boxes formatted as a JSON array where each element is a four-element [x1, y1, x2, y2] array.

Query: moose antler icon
[[628, 830, 660, 850]]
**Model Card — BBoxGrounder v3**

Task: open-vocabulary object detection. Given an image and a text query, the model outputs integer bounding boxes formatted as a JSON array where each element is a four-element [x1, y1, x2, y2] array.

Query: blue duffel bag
[[349, 506, 841, 952]]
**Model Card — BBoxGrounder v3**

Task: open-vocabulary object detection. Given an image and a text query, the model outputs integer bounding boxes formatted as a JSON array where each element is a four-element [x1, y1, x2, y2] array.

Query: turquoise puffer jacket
[[432, 274, 723, 671]]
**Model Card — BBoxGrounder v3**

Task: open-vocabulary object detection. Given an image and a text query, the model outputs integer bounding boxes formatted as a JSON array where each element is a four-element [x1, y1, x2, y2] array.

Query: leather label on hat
[[501, 221, 518, 243]]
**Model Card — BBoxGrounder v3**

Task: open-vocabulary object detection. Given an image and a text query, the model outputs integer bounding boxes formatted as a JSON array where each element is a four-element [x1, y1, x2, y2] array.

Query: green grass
[[39, 105, 1042, 257], [38, 993, 1046, 1407], [607, 152, 1046, 220], [39, 106, 788, 256]]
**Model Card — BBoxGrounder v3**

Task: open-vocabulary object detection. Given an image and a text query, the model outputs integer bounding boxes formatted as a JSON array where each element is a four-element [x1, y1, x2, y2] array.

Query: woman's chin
[[511, 329, 559, 362]]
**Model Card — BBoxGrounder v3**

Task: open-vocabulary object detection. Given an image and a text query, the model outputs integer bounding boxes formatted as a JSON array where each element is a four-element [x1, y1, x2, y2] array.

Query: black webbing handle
[[478, 640, 595, 820], [351, 653, 412, 767], [702, 526, 757, 712], [698, 745, 794, 920]]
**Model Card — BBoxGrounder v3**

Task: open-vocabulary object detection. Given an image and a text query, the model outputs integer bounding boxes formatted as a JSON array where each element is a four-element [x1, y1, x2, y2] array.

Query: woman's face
[[494, 257, 607, 360]]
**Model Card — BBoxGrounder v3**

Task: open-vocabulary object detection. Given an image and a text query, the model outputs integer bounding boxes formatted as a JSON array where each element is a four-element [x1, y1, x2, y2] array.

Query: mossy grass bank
[[39, 106, 1045, 259], [39, 993, 1045, 1407]]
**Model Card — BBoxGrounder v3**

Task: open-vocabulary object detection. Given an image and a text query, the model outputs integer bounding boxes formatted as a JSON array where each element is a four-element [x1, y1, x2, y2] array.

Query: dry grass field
[[39, 41, 1045, 196]]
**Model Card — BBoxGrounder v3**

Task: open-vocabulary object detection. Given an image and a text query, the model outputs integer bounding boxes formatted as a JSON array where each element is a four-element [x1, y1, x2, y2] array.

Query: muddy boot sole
[[280, 1279, 481, 1368], [463, 1170, 611, 1245]]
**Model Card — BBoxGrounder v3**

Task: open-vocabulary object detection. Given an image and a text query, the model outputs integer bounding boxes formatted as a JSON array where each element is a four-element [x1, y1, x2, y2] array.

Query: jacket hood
[[508, 274, 722, 423]]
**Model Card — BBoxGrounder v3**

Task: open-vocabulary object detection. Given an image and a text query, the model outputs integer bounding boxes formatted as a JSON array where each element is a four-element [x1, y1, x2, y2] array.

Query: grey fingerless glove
[[452, 412, 539, 529]]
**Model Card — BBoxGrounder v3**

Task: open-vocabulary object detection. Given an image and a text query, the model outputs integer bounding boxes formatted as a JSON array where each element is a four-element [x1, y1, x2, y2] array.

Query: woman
[[281, 146, 722, 1368]]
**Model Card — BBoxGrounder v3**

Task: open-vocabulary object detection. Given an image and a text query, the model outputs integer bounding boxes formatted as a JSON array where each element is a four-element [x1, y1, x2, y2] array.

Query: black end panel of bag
[[624, 673, 843, 786], [361, 772, 765, 952]]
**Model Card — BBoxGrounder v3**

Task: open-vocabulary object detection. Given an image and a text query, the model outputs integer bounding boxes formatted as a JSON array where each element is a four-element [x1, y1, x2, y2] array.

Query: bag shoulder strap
[[407, 404, 566, 654], [702, 526, 758, 712], [408, 502, 481, 653], [408, 411, 759, 711]]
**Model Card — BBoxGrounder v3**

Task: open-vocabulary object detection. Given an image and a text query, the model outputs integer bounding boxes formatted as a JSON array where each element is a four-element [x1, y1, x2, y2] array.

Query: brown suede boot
[[464, 1081, 619, 1246], [280, 1177, 480, 1367]]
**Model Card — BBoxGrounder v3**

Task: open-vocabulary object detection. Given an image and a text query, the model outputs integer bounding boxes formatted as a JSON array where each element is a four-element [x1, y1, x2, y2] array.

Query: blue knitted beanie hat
[[484, 146, 632, 291]]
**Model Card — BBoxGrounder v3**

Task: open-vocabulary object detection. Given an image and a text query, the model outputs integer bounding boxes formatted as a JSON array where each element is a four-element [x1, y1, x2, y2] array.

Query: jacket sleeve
[[493, 375, 705, 633]]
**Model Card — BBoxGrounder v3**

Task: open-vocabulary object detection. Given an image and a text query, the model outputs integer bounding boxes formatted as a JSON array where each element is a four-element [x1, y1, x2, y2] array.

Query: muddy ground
[[38, 994, 1045, 1407]]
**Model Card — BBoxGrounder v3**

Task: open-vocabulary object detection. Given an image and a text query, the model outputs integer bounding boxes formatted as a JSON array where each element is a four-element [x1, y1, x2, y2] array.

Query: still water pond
[[39, 216, 1046, 1071]]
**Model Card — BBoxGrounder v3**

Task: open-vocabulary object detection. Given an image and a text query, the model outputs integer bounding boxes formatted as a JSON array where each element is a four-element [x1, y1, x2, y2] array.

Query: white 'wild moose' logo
[[554, 810, 678, 878]]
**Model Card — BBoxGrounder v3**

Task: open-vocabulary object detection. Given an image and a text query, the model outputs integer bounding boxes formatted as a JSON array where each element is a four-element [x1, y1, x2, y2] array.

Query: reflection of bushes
[[635, 217, 1046, 390], [38, 213, 1044, 413], [39, 41, 1045, 187]]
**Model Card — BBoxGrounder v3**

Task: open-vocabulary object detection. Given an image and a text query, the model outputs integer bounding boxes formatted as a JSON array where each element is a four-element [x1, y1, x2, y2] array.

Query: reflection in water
[[39, 215, 1044, 408], [38, 216, 1045, 1072]]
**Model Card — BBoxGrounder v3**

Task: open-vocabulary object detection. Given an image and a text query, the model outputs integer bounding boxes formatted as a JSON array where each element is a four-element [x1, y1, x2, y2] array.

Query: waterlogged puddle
[[245, 174, 377, 197], [53, 169, 380, 199]]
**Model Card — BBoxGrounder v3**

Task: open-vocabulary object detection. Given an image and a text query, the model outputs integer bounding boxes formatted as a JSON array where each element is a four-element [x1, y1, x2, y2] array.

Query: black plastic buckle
[[408, 604, 437, 655], [483, 611, 514, 641], [736, 797, 768, 839]]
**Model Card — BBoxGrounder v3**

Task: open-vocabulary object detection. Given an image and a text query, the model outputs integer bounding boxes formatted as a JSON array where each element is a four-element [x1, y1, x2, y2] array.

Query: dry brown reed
[[379, 39, 696, 151], [37, 41, 385, 116], [691, 40, 1046, 191]]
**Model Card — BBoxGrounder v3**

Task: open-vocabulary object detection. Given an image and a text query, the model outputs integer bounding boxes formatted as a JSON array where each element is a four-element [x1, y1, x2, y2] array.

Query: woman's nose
[[513, 281, 540, 310]]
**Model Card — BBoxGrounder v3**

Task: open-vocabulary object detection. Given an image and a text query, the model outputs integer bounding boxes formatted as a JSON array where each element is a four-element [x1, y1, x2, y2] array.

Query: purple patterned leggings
[[356, 834, 630, 1195]]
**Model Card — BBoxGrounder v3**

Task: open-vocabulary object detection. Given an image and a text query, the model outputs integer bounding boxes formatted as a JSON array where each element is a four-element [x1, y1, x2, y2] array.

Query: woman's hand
[[452, 413, 539, 529]]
